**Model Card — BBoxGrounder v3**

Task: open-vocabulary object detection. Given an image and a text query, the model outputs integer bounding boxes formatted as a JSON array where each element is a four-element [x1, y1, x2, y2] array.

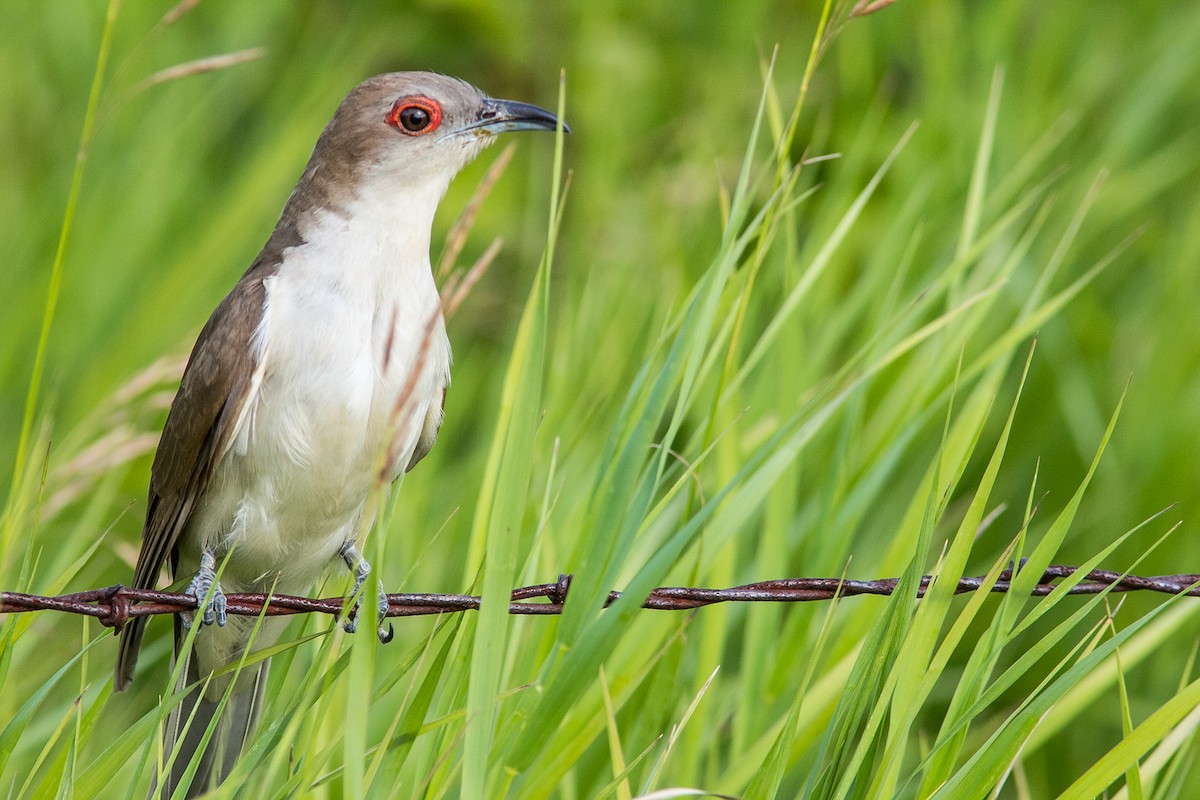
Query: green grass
[[4, 0, 1200, 797]]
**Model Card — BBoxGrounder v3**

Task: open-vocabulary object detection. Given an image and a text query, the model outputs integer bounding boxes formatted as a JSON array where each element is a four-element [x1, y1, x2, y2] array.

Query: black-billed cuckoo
[[113, 72, 564, 797]]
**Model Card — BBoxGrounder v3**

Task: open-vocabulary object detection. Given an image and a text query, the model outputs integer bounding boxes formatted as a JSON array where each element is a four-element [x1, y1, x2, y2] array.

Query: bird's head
[[312, 71, 566, 190]]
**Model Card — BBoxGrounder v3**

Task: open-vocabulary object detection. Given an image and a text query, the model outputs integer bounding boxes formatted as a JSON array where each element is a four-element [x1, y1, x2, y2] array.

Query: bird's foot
[[181, 550, 227, 629], [377, 586, 393, 644], [339, 542, 393, 643], [339, 541, 370, 633]]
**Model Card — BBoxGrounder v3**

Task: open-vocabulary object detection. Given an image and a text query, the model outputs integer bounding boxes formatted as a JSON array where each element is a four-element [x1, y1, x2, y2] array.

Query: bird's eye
[[386, 96, 442, 136]]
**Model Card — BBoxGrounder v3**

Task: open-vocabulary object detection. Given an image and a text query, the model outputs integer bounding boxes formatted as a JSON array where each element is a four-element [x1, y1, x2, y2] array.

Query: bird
[[112, 71, 565, 797]]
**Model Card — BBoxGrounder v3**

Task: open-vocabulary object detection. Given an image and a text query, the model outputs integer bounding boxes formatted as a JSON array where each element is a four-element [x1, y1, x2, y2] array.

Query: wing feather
[[114, 276, 269, 691], [405, 385, 446, 473]]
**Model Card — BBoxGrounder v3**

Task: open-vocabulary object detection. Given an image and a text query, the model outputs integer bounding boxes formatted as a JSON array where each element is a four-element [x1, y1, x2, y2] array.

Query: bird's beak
[[458, 98, 570, 137]]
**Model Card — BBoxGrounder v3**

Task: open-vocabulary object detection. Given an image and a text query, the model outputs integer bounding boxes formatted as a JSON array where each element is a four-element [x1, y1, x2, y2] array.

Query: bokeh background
[[3, 1, 1200, 797]]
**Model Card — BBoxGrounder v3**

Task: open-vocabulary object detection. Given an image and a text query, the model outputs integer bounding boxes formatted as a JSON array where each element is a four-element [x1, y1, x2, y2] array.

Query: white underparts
[[179, 174, 453, 599]]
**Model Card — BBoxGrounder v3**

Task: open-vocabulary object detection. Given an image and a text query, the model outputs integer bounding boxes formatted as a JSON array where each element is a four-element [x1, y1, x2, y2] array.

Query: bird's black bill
[[466, 98, 570, 135]]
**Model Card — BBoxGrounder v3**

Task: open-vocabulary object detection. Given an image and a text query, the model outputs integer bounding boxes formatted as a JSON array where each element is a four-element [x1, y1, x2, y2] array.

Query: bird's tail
[[154, 618, 269, 799]]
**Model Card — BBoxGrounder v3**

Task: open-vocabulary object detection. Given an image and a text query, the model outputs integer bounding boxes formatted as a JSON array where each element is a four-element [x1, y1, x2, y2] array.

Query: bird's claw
[[342, 582, 392, 643], [377, 588, 393, 643], [339, 541, 391, 641], [181, 550, 227, 629]]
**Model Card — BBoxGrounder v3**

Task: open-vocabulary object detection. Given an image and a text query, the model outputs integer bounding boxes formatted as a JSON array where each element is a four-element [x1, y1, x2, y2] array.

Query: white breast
[[185, 182, 452, 593]]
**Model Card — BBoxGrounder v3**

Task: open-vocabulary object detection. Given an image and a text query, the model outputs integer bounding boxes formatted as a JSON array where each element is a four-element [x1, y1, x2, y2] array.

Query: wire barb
[[4, 567, 1200, 627]]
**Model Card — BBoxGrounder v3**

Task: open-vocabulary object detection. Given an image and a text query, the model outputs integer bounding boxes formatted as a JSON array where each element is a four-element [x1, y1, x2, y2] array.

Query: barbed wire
[[3, 567, 1199, 630]]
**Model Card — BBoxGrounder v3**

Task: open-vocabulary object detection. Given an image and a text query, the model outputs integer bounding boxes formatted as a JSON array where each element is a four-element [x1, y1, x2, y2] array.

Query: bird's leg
[[338, 541, 370, 631], [338, 541, 393, 643], [181, 549, 227, 629]]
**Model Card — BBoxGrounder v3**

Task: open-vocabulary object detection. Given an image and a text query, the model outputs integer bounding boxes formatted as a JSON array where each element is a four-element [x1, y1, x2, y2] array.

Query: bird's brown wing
[[114, 276, 269, 691], [405, 385, 446, 473]]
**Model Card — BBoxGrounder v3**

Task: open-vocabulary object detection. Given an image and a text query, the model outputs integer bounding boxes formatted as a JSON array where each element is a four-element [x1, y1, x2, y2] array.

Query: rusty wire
[[3, 567, 1200, 630]]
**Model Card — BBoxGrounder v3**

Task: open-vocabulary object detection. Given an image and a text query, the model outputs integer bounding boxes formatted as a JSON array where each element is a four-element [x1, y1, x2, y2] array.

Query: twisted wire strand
[[3, 567, 1199, 630]]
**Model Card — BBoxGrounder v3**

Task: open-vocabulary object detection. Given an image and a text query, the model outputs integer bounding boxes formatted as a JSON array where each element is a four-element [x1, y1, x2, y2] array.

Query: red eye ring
[[386, 96, 443, 136]]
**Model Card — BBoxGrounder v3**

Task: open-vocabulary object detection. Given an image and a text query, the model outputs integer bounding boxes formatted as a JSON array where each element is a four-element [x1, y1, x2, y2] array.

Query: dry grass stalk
[[377, 303, 445, 488], [127, 48, 266, 97], [42, 353, 186, 520], [443, 237, 503, 321], [435, 143, 515, 280], [850, 0, 898, 17], [161, 0, 203, 27]]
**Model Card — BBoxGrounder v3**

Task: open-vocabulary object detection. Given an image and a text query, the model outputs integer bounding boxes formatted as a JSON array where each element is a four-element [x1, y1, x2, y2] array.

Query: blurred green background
[[3, 0, 1200, 797]]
